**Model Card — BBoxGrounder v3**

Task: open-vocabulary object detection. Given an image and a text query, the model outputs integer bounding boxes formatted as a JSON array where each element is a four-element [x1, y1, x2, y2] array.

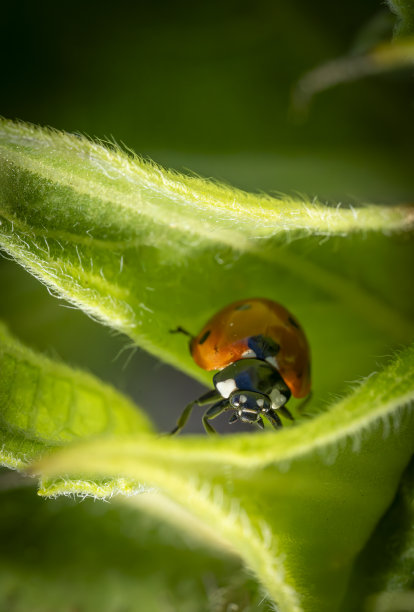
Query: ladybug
[[171, 298, 311, 434]]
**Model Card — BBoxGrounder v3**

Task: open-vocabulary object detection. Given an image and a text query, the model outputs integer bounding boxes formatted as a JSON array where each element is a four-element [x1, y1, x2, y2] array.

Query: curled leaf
[[0, 322, 152, 496], [33, 344, 414, 612], [1, 118, 413, 402], [293, 36, 414, 111]]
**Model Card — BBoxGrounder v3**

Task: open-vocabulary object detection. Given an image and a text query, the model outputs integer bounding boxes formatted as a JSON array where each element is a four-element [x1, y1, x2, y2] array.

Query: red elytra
[[190, 298, 311, 398]]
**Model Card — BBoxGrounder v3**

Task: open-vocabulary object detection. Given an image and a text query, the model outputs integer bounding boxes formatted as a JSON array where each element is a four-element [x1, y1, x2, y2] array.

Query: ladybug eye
[[229, 392, 247, 407], [229, 391, 270, 412]]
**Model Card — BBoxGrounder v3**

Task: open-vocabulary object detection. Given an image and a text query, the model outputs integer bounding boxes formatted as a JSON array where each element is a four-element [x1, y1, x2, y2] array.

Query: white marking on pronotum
[[257, 398, 265, 407], [242, 349, 256, 358], [266, 355, 279, 369], [216, 379, 238, 398], [239, 394, 247, 404], [270, 388, 286, 409]]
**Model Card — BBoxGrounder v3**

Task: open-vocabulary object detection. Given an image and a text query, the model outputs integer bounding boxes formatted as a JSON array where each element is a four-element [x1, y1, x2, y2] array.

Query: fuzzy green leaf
[[1, 117, 414, 612], [0, 481, 265, 612], [342, 456, 414, 610], [293, 36, 414, 111], [0, 118, 413, 406], [0, 322, 152, 496], [33, 344, 414, 612], [388, 0, 414, 36]]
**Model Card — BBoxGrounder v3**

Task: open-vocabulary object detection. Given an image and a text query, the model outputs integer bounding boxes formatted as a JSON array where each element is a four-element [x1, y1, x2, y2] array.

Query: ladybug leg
[[265, 409, 283, 430], [229, 411, 265, 430], [279, 406, 294, 421], [170, 389, 220, 435], [296, 391, 313, 416], [228, 413, 238, 425], [256, 417, 265, 430], [202, 399, 229, 435]]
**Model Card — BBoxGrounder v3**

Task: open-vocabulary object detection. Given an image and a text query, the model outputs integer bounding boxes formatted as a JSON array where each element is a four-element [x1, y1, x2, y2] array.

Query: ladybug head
[[229, 390, 271, 423]]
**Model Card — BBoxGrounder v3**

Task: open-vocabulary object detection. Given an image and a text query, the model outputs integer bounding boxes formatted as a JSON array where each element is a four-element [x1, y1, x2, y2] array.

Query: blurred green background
[[1, 0, 413, 433]]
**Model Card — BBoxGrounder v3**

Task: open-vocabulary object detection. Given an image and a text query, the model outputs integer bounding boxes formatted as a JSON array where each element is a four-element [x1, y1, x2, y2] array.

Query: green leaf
[[292, 1, 414, 111], [1, 118, 414, 611], [293, 36, 414, 111], [0, 481, 265, 612], [342, 455, 414, 610], [33, 344, 414, 612], [388, 0, 414, 36], [0, 118, 413, 406], [0, 321, 152, 496]]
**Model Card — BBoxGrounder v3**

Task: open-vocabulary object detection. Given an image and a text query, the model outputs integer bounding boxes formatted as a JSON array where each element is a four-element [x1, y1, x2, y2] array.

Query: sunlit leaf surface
[[1, 119, 413, 409], [0, 322, 152, 496], [0, 119, 413, 611], [0, 481, 265, 612], [33, 345, 414, 612]]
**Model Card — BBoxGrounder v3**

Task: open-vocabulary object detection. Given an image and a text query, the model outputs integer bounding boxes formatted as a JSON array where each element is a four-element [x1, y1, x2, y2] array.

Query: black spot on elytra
[[288, 316, 300, 329], [235, 303, 252, 311], [248, 335, 280, 358], [198, 329, 211, 345]]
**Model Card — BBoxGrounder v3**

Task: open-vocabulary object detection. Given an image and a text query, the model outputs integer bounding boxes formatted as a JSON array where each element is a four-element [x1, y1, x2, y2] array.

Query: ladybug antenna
[[170, 326, 193, 338]]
